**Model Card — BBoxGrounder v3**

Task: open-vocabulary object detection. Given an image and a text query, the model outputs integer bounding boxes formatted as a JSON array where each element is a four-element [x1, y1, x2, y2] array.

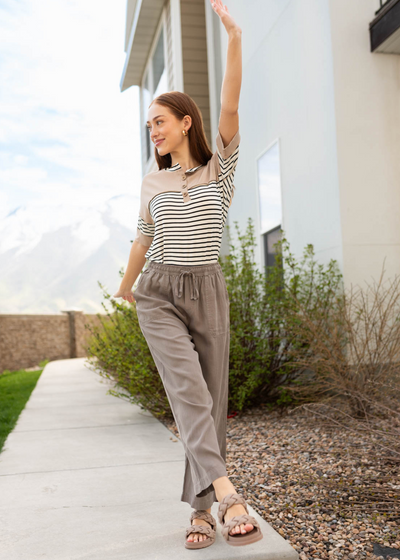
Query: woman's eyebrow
[[146, 115, 165, 124]]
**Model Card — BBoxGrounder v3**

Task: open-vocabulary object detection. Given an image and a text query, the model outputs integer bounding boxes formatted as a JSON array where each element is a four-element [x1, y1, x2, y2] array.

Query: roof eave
[[120, 0, 165, 92]]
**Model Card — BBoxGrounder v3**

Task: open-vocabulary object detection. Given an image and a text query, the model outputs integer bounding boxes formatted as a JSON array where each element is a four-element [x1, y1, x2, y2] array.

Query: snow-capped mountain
[[0, 194, 140, 314]]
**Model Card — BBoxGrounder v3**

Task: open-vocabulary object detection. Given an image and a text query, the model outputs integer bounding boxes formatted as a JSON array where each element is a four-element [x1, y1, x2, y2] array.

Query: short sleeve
[[134, 179, 155, 247], [216, 126, 240, 179], [215, 126, 240, 205]]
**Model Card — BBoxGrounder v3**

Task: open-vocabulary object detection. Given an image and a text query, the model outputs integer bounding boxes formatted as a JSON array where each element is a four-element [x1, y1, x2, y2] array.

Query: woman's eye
[[147, 120, 162, 130]]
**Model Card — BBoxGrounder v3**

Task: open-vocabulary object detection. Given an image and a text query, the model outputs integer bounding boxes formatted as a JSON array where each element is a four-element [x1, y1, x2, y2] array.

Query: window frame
[[256, 138, 283, 272]]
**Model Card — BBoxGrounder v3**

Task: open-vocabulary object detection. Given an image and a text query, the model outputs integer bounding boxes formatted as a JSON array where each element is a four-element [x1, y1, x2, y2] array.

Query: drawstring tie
[[174, 271, 199, 300]]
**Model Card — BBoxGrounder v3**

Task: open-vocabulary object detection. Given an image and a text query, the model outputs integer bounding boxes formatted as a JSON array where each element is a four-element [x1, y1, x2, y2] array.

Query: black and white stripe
[[137, 141, 239, 265], [217, 144, 239, 204], [137, 215, 155, 238]]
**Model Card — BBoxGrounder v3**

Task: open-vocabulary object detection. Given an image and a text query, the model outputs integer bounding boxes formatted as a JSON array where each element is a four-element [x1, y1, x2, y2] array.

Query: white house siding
[[328, 0, 400, 288], [216, 0, 400, 289], [217, 0, 342, 276]]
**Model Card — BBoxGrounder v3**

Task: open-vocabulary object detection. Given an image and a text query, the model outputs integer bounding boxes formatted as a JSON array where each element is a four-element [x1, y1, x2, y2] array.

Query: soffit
[[120, 0, 166, 92]]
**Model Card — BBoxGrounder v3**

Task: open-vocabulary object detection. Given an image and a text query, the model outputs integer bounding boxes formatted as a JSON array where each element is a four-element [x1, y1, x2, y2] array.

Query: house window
[[257, 140, 282, 271], [153, 28, 168, 98], [142, 20, 169, 164]]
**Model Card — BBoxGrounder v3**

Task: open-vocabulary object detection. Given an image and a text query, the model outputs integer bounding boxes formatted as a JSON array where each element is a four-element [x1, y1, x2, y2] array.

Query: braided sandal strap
[[185, 524, 216, 539], [217, 493, 249, 525], [190, 509, 217, 531], [221, 514, 260, 540]]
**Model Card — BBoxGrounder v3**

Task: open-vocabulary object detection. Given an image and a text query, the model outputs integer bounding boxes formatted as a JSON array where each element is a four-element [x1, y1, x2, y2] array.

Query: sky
[[0, 0, 141, 222]]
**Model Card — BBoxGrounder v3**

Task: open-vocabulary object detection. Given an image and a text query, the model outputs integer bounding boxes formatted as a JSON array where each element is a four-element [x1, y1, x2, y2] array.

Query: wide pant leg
[[133, 261, 230, 509]]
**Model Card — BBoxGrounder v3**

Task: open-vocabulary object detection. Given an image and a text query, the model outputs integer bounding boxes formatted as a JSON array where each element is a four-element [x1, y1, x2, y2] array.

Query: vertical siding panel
[[180, 0, 211, 145]]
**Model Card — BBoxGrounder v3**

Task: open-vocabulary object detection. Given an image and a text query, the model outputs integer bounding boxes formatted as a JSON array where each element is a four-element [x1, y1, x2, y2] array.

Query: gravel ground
[[159, 405, 400, 560]]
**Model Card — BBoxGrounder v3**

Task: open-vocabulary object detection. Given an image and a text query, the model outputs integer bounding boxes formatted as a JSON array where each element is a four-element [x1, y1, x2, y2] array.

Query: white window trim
[[170, 0, 183, 92]]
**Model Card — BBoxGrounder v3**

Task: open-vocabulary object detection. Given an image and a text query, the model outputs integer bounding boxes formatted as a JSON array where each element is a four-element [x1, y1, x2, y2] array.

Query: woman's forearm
[[119, 241, 148, 290], [221, 29, 242, 113]]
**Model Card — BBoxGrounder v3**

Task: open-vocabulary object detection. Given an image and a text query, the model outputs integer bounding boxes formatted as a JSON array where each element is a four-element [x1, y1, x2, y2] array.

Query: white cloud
[[0, 0, 142, 213], [0, 190, 11, 221]]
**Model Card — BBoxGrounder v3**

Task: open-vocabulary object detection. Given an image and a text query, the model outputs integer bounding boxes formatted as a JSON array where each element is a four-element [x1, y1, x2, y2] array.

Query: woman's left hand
[[210, 0, 242, 35]]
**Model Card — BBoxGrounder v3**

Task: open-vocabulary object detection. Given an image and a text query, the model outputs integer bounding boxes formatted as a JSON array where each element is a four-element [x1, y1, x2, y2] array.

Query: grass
[[0, 359, 49, 453]]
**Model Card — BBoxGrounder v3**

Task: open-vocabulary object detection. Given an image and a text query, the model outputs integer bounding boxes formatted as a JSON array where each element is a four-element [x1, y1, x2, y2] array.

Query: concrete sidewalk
[[0, 358, 298, 560]]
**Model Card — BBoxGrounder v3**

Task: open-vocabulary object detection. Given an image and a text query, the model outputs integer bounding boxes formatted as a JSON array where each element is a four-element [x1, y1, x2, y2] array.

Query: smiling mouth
[[155, 139, 164, 146]]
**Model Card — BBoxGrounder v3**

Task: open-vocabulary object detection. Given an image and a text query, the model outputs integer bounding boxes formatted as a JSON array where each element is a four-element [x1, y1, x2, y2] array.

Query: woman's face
[[146, 103, 188, 156]]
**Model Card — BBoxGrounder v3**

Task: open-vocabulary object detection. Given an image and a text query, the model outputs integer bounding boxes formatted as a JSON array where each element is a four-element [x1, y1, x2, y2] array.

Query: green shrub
[[86, 219, 344, 418], [220, 217, 344, 413], [85, 285, 172, 419]]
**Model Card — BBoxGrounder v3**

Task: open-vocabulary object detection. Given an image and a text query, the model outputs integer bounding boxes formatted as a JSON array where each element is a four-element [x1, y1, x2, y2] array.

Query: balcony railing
[[375, 0, 394, 15], [369, 0, 400, 53]]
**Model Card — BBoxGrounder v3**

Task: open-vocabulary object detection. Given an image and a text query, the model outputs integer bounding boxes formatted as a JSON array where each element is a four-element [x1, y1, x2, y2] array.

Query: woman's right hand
[[112, 288, 136, 303]]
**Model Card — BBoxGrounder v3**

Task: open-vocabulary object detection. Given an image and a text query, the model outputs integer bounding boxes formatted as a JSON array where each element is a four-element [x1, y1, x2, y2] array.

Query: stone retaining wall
[[0, 311, 106, 373]]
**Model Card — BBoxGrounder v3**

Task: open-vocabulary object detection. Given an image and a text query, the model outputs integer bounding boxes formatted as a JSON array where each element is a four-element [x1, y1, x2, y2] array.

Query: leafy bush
[[221, 217, 344, 413], [86, 219, 400, 462], [85, 218, 347, 418], [85, 283, 172, 419]]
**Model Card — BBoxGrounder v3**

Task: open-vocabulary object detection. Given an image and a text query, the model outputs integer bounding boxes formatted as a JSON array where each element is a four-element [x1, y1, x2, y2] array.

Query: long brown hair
[[149, 91, 213, 170]]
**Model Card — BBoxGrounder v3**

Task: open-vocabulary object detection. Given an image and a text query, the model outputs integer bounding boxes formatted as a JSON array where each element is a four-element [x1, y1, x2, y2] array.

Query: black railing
[[375, 0, 396, 16]]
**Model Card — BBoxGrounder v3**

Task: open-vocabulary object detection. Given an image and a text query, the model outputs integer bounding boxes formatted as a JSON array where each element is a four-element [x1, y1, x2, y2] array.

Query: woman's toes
[[230, 522, 254, 535]]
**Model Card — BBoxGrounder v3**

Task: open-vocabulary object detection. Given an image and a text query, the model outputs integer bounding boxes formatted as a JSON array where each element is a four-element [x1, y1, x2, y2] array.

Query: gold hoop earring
[[182, 130, 188, 136]]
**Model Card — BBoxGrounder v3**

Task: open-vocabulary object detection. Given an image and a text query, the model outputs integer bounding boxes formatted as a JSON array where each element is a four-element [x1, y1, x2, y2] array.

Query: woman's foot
[[186, 509, 213, 543], [213, 476, 254, 536]]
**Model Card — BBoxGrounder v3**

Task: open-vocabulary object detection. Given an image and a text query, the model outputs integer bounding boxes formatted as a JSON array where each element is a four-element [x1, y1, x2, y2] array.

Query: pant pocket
[[134, 267, 151, 293], [134, 269, 166, 327], [204, 272, 230, 336], [133, 268, 152, 326]]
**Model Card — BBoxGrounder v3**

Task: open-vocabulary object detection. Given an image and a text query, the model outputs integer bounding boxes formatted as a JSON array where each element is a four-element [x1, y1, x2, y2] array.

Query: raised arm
[[210, 0, 242, 146]]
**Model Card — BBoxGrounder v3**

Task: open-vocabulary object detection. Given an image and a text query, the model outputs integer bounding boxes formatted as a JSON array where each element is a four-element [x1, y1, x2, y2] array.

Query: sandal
[[184, 509, 217, 549], [217, 492, 263, 547]]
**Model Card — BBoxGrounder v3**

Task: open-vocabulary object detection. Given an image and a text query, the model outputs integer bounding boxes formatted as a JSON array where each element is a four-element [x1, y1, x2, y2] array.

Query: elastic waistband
[[146, 260, 222, 276]]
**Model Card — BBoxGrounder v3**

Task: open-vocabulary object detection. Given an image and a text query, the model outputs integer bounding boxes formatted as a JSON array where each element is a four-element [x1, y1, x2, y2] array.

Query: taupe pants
[[133, 260, 230, 510]]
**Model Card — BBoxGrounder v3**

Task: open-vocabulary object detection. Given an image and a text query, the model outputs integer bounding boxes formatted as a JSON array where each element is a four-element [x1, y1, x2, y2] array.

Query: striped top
[[134, 126, 240, 265]]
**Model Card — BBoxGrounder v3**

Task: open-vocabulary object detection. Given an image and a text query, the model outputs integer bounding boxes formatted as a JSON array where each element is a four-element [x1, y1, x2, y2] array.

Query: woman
[[113, 0, 263, 550]]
